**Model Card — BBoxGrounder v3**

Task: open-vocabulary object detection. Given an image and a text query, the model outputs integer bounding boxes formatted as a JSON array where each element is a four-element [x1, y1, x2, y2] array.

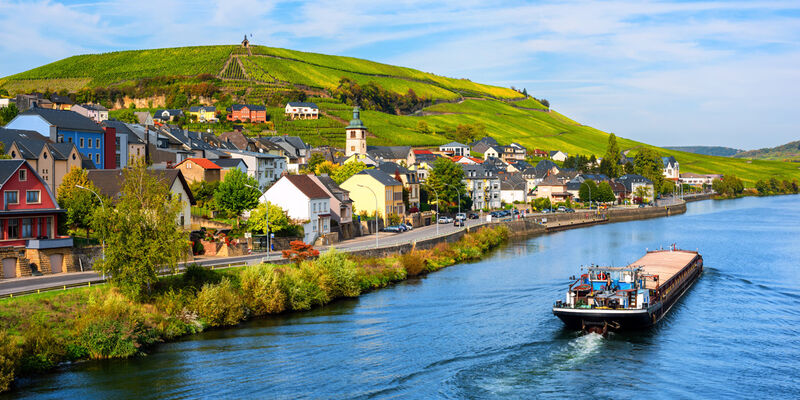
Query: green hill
[[664, 146, 743, 157], [2, 44, 799, 185], [733, 140, 800, 162]]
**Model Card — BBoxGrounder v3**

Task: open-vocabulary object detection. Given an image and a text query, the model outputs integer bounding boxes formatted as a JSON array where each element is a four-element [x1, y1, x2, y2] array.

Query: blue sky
[[1, 0, 799, 150]]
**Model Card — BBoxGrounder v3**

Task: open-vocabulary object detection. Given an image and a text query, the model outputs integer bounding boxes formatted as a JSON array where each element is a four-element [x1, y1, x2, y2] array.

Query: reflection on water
[[5, 195, 800, 399]]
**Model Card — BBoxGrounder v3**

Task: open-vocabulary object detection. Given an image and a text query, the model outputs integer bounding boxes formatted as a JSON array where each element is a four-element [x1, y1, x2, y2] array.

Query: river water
[[8, 196, 800, 399]]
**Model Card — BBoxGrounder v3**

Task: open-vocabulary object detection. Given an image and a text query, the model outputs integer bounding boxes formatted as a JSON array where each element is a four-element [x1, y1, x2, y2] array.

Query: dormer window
[[18, 169, 26, 181]]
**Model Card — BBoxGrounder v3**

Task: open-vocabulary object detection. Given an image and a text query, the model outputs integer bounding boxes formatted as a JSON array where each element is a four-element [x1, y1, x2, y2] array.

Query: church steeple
[[345, 106, 367, 157]]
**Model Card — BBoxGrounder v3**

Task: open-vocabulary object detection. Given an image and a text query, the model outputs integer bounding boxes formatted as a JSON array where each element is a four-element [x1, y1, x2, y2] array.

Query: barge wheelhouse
[[553, 249, 703, 331]]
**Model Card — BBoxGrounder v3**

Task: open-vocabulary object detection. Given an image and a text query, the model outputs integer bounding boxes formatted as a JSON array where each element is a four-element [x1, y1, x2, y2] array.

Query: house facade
[[461, 164, 501, 210], [0, 128, 83, 198], [284, 102, 319, 120], [188, 106, 217, 122], [153, 109, 184, 122], [535, 175, 573, 203], [662, 156, 680, 181], [71, 104, 108, 123], [263, 175, 331, 245], [0, 160, 74, 279], [340, 169, 405, 222], [617, 174, 655, 203], [439, 142, 470, 157], [5, 108, 110, 169], [225, 150, 286, 189], [173, 158, 222, 183], [501, 143, 527, 162], [549, 150, 568, 162], [679, 173, 722, 186], [227, 104, 267, 123]]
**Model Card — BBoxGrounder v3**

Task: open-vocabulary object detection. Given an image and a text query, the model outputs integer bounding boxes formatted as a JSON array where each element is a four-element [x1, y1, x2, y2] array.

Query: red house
[[227, 104, 267, 123], [0, 159, 73, 279]]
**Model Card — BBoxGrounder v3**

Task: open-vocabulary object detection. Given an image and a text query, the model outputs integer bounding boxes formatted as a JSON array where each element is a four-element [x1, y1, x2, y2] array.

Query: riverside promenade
[[0, 201, 688, 297]]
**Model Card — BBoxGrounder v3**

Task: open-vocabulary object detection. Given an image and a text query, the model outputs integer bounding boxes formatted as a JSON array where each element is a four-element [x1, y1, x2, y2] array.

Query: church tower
[[345, 106, 367, 157]]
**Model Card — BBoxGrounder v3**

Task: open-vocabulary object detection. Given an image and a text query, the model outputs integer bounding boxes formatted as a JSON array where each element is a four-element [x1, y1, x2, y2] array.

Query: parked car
[[468, 212, 480, 219], [395, 224, 408, 232], [402, 223, 413, 231], [638, 203, 647, 208], [453, 219, 465, 227], [382, 225, 403, 233], [438, 216, 454, 224], [565, 208, 575, 213], [455, 212, 466, 221], [557, 206, 567, 212]]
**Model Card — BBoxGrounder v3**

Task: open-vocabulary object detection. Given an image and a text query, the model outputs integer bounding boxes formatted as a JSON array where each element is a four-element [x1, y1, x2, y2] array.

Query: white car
[[455, 213, 466, 221], [438, 216, 454, 224]]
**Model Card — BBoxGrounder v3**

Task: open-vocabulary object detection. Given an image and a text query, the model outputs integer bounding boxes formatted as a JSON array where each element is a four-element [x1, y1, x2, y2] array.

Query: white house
[[71, 104, 109, 123], [225, 149, 287, 189], [439, 142, 470, 157], [263, 175, 331, 244], [549, 150, 568, 162], [284, 102, 319, 120], [679, 173, 722, 186], [662, 156, 680, 181]]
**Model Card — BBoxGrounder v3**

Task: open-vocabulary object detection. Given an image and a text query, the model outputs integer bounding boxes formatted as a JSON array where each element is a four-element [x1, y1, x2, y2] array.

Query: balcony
[[26, 237, 73, 249]]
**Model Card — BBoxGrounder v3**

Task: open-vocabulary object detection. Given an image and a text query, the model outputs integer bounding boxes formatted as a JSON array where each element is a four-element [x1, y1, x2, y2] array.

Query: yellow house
[[340, 169, 404, 222], [188, 106, 217, 122]]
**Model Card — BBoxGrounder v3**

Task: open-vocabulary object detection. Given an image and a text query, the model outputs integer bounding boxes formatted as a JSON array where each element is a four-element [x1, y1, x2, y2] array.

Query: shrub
[[399, 250, 426, 276], [279, 267, 327, 311], [19, 317, 66, 372], [314, 249, 361, 298], [0, 332, 21, 392], [152, 289, 201, 339], [76, 291, 157, 359], [193, 278, 246, 327], [182, 264, 222, 291], [240, 265, 287, 315]]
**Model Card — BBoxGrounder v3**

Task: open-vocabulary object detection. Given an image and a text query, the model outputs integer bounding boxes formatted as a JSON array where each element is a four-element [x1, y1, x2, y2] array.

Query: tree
[[315, 160, 338, 176], [713, 175, 743, 197], [633, 148, 664, 190], [600, 133, 622, 178], [522, 88, 529, 97], [189, 180, 220, 209], [282, 241, 319, 265], [634, 185, 652, 203], [661, 180, 675, 195], [531, 197, 551, 211], [57, 167, 103, 237], [427, 158, 469, 211], [115, 109, 138, 124], [579, 179, 598, 202], [0, 103, 19, 125], [416, 120, 432, 135], [331, 161, 368, 184], [214, 168, 260, 224], [248, 202, 300, 237], [92, 159, 188, 299], [306, 153, 326, 173], [597, 181, 616, 203], [453, 123, 486, 144]]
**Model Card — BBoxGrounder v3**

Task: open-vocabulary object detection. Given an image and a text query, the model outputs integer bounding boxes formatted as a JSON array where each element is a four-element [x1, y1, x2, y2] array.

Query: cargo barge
[[552, 248, 703, 332]]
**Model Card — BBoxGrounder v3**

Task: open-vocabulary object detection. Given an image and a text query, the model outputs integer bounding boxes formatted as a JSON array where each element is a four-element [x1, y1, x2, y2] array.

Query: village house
[[173, 158, 222, 183], [461, 164, 501, 210], [532, 148, 548, 158], [662, 156, 680, 181], [224, 149, 286, 189], [88, 169, 195, 229], [153, 109, 184, 122], [377, 162, 421, 210], [617, 174, 655, 203], [307, 174, 355, 239], [49, 95, 73, 111], [227, 104, 267, 123], [451, 155, 483, 165], [535, 175, 573, 203], [0, 159, 74, 279], [499, 172, 528, 204], [0, 128, 83, 198], [367, 146, 415, 166], [340, 169, 405, 222], [501, 143, 527, 162], [212, 158, 249, 180], [679, 173, 722, 186], [263, 175, 332, 245], [439, 142, 471, 157], [521, 167, 548, 196], [71, 104, 108, 123], [100, 120, 146, 168], [5, 107, 112, 169], [267, 135, 311, 167], [284, 102, 319, 120], [472, 142, 501, 160], [188, 106, 218, 122], [549, 150, 568, 162]]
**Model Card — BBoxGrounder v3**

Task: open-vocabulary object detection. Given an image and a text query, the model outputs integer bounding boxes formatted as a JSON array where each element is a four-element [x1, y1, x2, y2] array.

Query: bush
[[182, 264, 222, 291], [399, 250, 426, 276], [314, 249, 361, 298], [0, 332, 21, 392], [19, 318, 66, 372], [279, 266, 328, 311], [75, 291, 157, 359], [240, 265, 287, 315], [193, 278, 246, 327]]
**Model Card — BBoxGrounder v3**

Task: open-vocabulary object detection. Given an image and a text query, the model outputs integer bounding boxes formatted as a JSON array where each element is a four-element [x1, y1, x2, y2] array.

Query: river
[[7, 196, 800, 399]]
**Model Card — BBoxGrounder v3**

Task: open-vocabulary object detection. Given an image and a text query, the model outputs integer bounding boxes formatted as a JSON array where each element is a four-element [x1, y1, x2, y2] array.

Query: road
[[0, 217, 488, 296]]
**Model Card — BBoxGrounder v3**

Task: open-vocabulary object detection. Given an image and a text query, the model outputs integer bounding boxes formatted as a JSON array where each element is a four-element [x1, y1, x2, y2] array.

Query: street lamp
[[75, 184, 105, 266], [357, 184, 379, 248], [245, 183, 271, 255], [443, 183, 464, 218], [426, 185, 440, 235]]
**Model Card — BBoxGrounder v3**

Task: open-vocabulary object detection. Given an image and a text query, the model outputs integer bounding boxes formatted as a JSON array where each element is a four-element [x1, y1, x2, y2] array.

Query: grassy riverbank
[[0, 225, 509, 392]]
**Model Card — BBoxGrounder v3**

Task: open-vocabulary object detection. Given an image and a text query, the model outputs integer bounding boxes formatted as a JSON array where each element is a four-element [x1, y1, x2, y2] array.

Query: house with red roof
[[174, 158, 222, 183], [0, 159, 74, 279], [451, 155, 483, 165]]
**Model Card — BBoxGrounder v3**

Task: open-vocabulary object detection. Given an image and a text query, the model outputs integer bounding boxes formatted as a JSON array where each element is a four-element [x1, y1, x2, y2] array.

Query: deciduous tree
[[633, 148, 664, 190], [427, 158, 470, 211], [248, 202, 300, 237], [331, 161, 368, 184], [57, 167, 103, 237], [214, 168, 260, 224]]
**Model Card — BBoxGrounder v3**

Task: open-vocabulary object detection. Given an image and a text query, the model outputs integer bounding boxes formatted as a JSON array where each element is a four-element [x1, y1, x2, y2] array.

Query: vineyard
[[220, 58, 247, 80]]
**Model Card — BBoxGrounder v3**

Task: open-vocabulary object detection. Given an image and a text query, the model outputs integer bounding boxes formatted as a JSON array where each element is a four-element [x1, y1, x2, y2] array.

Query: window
[[5, 191, 18, 206], [96, 154, 100, 164], [80, 138, 84, 147], [88, 139, 93, 148], [96, 139, 101, 149], [350, 132, 355, 138], [18, 169, 26, 181], [45, 217, 52, 238], [68, 137, 72, 143], [115, 154, 121, 168], [21, 218, 32, 238], [26, 191, 40, 204], [116, 137, 121, 151], [7, 219, 18, 239]]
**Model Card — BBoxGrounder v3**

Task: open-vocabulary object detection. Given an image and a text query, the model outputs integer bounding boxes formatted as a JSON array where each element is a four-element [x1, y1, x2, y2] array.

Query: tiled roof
[[440, 141, 469, 148], [284, 175, 329, 199], [287, 102, 318, 108], [356, 169, 403, 187], [367, 145, 411, 160], [0, 159, 25, 187], [189, 106, 217, 112], [20, 108, 104, 133], [180, 158, 221, 170], [88, 169, 195, 204], [210, 158, 247, 169], [230, 104, 266, 112]]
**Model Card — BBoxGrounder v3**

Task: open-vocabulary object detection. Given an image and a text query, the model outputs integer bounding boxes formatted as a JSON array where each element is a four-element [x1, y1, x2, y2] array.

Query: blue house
[[5, 108, 107, 168]]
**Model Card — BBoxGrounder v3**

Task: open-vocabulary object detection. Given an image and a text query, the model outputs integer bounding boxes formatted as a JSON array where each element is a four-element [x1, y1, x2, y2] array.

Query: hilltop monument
[[241, 35, 249, 48]]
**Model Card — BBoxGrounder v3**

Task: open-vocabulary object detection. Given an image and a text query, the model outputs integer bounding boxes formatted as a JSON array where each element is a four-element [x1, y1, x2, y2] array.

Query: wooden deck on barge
[[634, 250, 699, 289]]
